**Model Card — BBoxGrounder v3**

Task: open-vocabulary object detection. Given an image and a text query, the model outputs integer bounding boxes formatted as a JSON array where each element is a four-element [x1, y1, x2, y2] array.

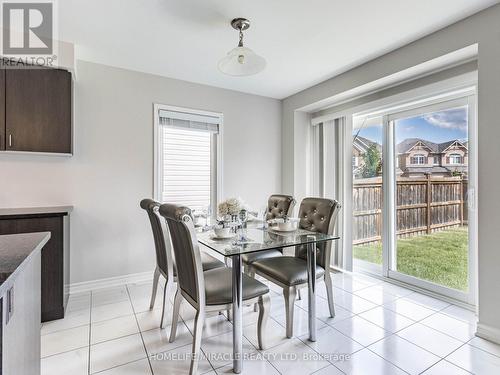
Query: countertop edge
[[0, 206, 74, 217], [0, 232, 50, 296]]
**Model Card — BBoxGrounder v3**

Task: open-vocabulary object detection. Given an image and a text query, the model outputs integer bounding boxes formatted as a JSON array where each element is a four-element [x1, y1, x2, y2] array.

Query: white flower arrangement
[[218, 197, 245, 216]]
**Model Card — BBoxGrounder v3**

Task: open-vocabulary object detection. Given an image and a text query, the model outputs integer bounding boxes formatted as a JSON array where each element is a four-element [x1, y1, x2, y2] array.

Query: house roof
[[397, 138, 466, 154], [353, 135, 381, 153]]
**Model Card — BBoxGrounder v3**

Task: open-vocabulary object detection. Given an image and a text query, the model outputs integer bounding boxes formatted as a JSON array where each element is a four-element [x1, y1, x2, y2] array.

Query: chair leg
[[257, 294, 270, 350], [283, 286, 297, 338], [189, 308, 205, 375], [169, 288, 183, 342], [297, 289, 302, 301], [324, 273, 335, 318], [160, 280, 172, 329], [246, 268, 260, 312], [149, 267, 161, 310]]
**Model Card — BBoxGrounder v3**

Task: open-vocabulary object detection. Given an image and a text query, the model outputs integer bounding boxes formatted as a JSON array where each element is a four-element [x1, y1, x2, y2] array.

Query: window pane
[[161, 127, 211, 211], [352, 118, 383, 271], [394, 106, 469, 291]]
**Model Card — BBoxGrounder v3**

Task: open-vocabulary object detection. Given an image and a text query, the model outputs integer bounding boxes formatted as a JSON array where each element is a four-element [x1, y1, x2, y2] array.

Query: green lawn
[[353, 227, 468, 291]]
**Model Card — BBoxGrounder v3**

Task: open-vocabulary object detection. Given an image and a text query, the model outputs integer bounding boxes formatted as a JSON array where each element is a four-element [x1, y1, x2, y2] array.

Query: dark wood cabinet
[[4, 68, 72, 154], [0, 69, 5, 151], [0, 211, 70, 322]]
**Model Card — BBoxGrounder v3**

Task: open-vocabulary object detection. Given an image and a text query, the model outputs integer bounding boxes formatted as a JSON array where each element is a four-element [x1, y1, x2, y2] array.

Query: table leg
[[232, 254, 243, 373], [307, 239, 317, 342]]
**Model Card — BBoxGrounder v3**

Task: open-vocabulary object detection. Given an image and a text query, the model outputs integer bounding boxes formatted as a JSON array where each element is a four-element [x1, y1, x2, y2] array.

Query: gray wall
[[282, 4, 500, 341], [0, 60, 282, 283]]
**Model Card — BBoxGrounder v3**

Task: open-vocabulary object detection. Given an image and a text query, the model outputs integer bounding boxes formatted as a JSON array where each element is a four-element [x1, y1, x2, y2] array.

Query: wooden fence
[[353, 176, 468, 245]]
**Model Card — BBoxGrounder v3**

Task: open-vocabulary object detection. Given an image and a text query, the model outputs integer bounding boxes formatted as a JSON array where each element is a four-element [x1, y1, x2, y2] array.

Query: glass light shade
[[218, 46, 266, 76]]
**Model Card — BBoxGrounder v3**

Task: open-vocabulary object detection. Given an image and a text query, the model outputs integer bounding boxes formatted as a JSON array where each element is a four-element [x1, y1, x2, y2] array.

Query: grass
[[353, 227, 468, 291]]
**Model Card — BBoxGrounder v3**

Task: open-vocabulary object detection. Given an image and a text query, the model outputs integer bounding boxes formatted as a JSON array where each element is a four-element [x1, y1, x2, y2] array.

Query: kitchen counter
[[0, 232, 50, 294], [0, 206, 73, 219]]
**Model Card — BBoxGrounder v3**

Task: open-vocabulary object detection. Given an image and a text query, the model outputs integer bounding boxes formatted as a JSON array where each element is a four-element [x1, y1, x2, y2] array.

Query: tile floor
[[40, 271, 500, 374]]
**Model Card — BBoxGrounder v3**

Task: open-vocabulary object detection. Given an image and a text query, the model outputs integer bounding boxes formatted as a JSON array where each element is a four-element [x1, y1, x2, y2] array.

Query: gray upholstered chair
[[252, 197, 341, 338], [159, 203, 271, 375], [242, 194, 296, 271], [140, 199, 224, 328]]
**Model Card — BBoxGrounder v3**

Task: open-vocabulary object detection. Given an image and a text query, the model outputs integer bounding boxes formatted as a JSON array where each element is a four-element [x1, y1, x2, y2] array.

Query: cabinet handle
[[8, 134, 12, 147]]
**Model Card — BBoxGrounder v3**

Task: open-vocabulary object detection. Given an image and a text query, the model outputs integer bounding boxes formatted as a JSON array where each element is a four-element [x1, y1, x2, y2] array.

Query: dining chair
[[140, 198, 224, 328], [242, 194, 296, 273], [159, 203, 271, 375], [252, 197, 340, 338]]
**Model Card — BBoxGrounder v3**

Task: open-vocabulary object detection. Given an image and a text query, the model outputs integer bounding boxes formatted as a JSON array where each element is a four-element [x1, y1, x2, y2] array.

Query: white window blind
[[158, 109, 220, 212]]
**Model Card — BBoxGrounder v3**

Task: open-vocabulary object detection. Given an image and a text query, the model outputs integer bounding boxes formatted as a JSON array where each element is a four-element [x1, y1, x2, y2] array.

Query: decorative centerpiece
[[218, 197, 245, 221]]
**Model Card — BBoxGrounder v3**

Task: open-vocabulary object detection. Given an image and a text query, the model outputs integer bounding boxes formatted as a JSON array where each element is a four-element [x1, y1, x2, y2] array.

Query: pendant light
[[218, 18, 266, 76]]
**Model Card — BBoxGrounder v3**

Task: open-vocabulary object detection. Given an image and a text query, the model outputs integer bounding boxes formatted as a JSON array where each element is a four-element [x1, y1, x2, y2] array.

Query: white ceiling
[[59, 0, 498, 99]]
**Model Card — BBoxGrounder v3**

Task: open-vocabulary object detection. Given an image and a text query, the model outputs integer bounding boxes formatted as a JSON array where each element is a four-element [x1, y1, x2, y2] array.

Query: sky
[[354, 106, 468, 145]]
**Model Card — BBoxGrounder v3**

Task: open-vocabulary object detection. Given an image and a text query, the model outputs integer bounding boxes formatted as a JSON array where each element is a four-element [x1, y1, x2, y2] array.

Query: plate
[[270, 226, 297, 232], [211, 233, 235, 240]]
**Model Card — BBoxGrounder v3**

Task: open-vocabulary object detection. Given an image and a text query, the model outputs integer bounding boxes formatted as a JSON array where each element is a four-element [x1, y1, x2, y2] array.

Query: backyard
[[353, 227, 468, 291]]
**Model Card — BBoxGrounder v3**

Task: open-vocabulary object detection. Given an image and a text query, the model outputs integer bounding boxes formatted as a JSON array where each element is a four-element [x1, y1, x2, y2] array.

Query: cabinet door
[[0, 69, 5, 151], [5, 69, 72, 153]]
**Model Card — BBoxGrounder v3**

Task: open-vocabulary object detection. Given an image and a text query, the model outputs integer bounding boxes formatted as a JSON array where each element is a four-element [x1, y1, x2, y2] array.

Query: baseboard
[[69, 270, 154, 294], [476, 322, 500, 345]]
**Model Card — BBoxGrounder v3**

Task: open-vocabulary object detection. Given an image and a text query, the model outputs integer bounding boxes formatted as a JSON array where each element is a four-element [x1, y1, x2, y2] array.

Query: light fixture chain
[[238, 28, 244, 47]]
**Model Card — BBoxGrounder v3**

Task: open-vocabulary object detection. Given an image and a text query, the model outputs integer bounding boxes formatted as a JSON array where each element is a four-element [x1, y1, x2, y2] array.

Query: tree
[[361, 144, 382, 178]]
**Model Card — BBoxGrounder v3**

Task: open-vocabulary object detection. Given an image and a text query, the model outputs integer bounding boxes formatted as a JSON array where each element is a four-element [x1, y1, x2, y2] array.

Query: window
[[433, 156, 439, 165], [410, 154, 426, 165], [449, 154, 462, 164], [352, 156, 358, 167], [154, 105, 222, 213]]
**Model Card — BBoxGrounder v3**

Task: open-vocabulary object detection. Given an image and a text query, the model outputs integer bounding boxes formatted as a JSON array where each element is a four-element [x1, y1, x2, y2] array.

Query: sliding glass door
[[346, 94, 476, 303]]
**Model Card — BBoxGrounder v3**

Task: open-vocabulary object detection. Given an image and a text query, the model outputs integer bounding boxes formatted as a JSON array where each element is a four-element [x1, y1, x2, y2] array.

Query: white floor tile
[[401, 292, 450, 311], [91, 300, 134, 323], [369, 335, 440, 375], [333, 276, 374, 292], [310, 364, 344, 374], [421, 313, 475, 342], [149, 343, 213, 375], [299, 326, 363, 363], [447, 344, 500, 374], [274, 308, 326, 337], [92, 286, 130, 307], [66, 293, 91, 313], [243, 317, 287, 350], [374, 282, 415, 298], [335, 348, 407, 375], [135, 308, 172, 332], [90, 314, 139, 344], [331, 289, 378, 314], [41, 347, 88, 375], [332, 316, 389, 346], [359, 307, 415, 333], [354, 286, 399, 305], [215, 357, 280, 374], [142, 322, 193, 355], [90, 333, 147, 373], [202, 332, 257, 369], [184, 314, 233, 339], [41, 325, 90, 358], [469, 336, 500, 358], [396, 323, 464, 357], [97, 358, 152, 374], [264, 338, 330, 375], [440, 305, 478, 325], [41, 308, 90, 335], [422, 360, 472, 375], [383, 298, 435, 321], [299, 299, 353, 326]]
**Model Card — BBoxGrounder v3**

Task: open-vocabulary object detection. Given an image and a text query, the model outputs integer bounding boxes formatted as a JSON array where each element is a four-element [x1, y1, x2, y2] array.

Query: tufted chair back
[[140, 198, 173, 278], [159, 203, 205, 305], [266, 194, 296, 220], [295, 197, 341, 268]]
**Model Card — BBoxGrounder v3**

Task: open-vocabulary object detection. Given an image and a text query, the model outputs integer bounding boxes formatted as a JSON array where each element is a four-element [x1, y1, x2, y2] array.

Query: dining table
[[197, 223, 339, 374]]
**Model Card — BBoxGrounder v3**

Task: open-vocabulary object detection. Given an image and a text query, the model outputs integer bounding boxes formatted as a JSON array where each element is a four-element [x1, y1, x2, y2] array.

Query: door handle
[[8, 134, 12, 148]]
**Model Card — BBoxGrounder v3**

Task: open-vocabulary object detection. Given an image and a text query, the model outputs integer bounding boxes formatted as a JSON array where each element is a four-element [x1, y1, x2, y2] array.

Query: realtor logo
[[2, 2, 53, 54]]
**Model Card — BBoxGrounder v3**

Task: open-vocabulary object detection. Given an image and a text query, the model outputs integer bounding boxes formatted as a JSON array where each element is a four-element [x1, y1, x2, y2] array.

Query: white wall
[[0, 60, 282, 283], [282, 3, 500, 342]]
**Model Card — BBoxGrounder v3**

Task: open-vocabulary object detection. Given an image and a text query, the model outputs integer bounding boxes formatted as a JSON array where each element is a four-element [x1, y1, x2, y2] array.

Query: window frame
[[153, 104, 223, 215], [410, 154, 426, 165], [449, 153, 462, 165]]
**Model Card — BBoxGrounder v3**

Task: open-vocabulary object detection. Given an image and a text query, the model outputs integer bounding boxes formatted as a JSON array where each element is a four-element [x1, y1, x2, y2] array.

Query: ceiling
[[59, 0, 498, 99]]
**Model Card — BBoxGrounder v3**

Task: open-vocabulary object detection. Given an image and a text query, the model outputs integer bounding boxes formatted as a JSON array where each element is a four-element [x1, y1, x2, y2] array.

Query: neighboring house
[[352, 135, 382, 176], [396, 138, 468, 177]]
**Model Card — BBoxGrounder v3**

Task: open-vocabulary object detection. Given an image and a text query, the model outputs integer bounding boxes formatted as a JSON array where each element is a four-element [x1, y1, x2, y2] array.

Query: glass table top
[[197, 226, 339, 257]]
